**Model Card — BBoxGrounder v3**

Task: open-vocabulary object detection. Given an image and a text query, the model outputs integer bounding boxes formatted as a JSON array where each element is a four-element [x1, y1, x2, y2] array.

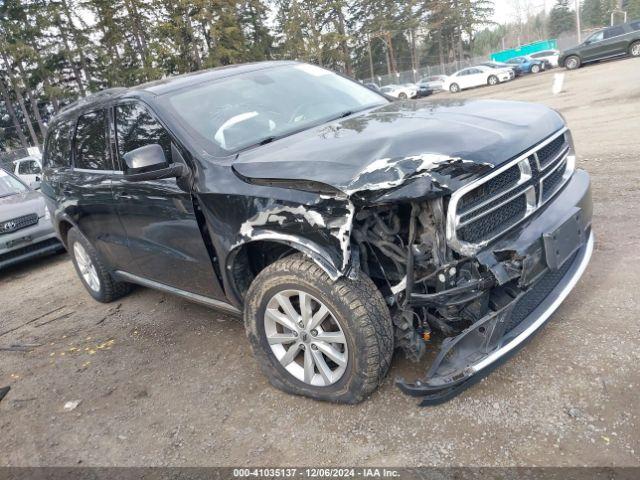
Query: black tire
[[630, 41, 640, 58], [487, 75, 499, 86], [531, 64, 541, 73], [244, 254, 394, 404], [449, 83, 460, 93], [564, 55, 581, 70], [398, 92, 408, 100], [67, 227, 131, 303]]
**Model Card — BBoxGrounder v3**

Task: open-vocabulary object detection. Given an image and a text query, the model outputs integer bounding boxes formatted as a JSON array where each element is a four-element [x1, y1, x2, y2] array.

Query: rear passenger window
[[115, 103, 172, 165], [44, 121, 73, 169], [74, 111, 109, 170], [630, 21, 640, 31], [604, 26, 625, 38]]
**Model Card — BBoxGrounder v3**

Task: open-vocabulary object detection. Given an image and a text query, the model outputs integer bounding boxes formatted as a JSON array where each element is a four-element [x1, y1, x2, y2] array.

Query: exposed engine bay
[[353, 199, 523, 362]]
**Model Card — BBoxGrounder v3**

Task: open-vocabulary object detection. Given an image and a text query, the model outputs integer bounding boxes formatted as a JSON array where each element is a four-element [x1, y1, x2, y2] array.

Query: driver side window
[[115, 103, 172, 169]]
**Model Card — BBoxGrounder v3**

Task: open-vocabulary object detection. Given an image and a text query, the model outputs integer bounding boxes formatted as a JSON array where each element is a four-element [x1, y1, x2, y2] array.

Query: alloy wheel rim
[[264, 289, 348, 387], [567, 58, 577, 69], [73, 242, 100, 292], [632, 44, 640, 56]]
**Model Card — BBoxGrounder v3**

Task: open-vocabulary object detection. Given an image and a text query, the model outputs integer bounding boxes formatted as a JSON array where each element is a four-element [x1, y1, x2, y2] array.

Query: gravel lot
[[1, 58, 639, 467]]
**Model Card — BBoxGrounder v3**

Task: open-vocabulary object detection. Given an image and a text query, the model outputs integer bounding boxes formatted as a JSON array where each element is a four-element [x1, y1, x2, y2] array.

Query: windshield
[[0, 170, 29, 197], [164, 63, 387, 154]]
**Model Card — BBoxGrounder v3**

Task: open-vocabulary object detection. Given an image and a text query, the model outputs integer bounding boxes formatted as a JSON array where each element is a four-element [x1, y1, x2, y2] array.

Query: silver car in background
[[0, 168, 63, 269]]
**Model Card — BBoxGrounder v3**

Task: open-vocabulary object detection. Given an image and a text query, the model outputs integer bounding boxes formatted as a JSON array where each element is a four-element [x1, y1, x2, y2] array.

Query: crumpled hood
[[233, 99, 565, 197], [0, 190, 46, 221]]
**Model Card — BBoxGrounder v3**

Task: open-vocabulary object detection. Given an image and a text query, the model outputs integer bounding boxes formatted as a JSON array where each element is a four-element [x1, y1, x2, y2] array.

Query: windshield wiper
[[257, 136, 276, 146], [237, 135, 278, 152], [337, 110, 355, 119]]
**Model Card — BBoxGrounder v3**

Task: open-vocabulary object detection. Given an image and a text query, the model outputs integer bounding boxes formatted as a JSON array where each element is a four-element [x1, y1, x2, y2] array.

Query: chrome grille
[[0, 213, 39, 235], [447, 128, 575, 255]]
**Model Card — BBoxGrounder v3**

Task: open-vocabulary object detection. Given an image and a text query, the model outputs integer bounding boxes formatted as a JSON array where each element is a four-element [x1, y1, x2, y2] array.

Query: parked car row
[[366, 50, 559, 97]]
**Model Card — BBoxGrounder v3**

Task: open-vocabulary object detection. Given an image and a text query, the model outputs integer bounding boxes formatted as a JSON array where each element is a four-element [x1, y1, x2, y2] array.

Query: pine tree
[[0, 0, 503, 149], [623, 0, 640, 19], [548, 0, 576, 37], [581, 0, 607, 28]]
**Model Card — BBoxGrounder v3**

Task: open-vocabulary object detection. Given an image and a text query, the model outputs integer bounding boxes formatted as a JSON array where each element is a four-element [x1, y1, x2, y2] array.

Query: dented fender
[[227, 232, 345, 281]]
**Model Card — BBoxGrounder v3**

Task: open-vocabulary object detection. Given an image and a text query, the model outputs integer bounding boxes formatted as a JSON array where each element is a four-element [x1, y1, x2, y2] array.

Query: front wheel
[[531, 64, 541, 73], [68, 227, 131, 303], [244, 254, 393, 404], [449, 83, 460, 93], [564, 56, 581, 70], [398, 92, 408, 100], [488, 75, 499, 86], [630, 41, 640, 57]]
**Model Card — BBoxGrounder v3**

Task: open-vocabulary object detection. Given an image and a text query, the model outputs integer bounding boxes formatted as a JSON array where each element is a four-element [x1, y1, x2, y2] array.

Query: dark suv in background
[[560, 19, 640, 69], [42, 61, 593, 405]]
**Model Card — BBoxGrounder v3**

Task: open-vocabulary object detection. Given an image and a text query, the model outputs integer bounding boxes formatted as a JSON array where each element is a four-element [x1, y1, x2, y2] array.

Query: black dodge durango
[[42, 61, 593, 405]]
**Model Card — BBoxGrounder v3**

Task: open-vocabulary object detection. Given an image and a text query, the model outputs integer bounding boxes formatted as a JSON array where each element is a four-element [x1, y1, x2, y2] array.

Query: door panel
[[456, 70, 470, 89], [582, 31, 606, 61], [69, 109, 132, 270], [111, 101, 224, 299], [602, 27, 629, 56], [469, 70, 485, 88]]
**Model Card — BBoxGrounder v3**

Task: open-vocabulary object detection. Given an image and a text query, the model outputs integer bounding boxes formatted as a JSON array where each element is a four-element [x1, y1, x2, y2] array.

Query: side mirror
[[123, 144, 167, 173], [122, 144, 188, 182]]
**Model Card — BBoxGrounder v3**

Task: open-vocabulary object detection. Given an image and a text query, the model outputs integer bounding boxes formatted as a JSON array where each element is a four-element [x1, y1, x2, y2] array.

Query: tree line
[[1, 0, 502, 150]]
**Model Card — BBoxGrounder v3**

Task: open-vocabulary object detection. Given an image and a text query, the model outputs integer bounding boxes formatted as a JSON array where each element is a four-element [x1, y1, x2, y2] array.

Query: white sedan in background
[[380, 84, 417, 99], [529, 49, 561, 68], [443, 65, 513, 93]]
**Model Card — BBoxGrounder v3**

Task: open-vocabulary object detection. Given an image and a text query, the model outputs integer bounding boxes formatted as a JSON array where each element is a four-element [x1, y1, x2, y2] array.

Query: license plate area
[[543, 207, 584, 270], [5, 235, 32, 249]]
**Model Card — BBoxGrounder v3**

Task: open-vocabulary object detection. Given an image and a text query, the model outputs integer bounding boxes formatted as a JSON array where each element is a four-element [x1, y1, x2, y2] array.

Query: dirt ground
[[1, 58, 639, 467]]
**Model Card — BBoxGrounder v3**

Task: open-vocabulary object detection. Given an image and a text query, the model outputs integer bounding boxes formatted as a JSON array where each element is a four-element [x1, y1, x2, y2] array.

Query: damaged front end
[[350, 128, 594, 405], [231, 118, 593, 405]]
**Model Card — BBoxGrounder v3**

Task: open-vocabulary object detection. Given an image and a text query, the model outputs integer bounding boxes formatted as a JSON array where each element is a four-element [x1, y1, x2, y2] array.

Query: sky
[[492, 0, 554, 24]]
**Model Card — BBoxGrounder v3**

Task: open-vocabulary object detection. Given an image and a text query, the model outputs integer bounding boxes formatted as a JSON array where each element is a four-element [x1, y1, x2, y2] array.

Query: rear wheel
[[564, 55, 581, 70], [487, 75, 499, 86], [244, 254, 393, 404], [531, 64, 541, 73], [68, 227, 131, 303], [449, 83, 460, 93], [630, 41, 640, 57]]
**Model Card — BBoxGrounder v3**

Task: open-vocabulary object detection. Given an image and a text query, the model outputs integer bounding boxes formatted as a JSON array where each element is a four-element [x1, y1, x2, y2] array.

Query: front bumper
[[0, 219, 64, 269], [397, 170, 594, 405]]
